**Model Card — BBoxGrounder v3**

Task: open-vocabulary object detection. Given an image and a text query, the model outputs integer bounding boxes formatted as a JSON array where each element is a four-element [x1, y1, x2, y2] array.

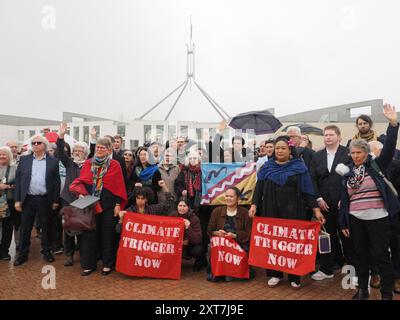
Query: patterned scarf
[[258, 158, 315, 196], [347, 165, 366, 189], [91, 156, 110, 197], [352, 130, 377, 142], [184, 164, 202, 198]]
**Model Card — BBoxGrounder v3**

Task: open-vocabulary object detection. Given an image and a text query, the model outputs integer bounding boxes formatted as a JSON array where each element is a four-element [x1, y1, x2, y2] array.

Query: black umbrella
[[281, 123, 323, 136], [229, 109, 282, 135]]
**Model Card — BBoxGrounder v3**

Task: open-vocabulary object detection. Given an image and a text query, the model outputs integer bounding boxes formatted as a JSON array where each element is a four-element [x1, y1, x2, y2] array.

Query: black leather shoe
[[192, 264, 202, 272], [101, 268, 112, 276], [352, 289, 370, 300], [64, 256, 73, 267], [13, 256, 28, 266], [43, 253, 55, 263], [81, 269, 95, 276], [1, 253, 11, 261]]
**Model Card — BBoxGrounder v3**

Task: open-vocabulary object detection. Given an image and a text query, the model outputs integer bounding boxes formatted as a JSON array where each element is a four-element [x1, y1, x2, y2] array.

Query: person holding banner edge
[[207, 187, 253, 282], [169, 198, 204, 272], [249, 136, 325, 288]]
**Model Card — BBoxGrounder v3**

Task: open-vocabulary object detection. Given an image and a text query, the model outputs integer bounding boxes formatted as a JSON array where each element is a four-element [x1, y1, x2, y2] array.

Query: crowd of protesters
[[1, 104, 400, 300]]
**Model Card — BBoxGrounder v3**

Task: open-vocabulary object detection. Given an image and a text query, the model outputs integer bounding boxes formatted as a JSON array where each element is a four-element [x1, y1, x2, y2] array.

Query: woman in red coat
[[70, 137, 127, 276]]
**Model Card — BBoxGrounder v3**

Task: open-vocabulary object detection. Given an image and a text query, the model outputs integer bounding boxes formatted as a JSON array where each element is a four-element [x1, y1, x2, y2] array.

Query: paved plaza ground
[[0, 237, 398, 300]]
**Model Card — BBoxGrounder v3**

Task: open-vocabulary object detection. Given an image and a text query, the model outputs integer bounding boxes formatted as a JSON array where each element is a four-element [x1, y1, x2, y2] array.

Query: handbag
[[0, 166, 10, 219], [61, 205, 96, 231], [318, 226, 331, 254]]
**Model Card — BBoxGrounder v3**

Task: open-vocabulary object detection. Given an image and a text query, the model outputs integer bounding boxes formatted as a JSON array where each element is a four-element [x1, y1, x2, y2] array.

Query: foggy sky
[[1, 0, 399, 123]]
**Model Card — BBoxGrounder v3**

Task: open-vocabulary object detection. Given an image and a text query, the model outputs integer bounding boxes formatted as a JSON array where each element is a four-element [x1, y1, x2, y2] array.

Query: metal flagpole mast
[[139, 19, 228, 121]]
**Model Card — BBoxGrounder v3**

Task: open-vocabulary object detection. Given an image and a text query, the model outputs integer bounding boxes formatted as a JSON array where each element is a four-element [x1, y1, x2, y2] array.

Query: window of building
[[180, 125, 188, 137], [117, 125, 126, 137], [144, 125, 152, 144], [73, 127, 79, 141], [196, 128, 203, 147], [29, 130, 36, 138], [350, 106, 371, 118], [93, 126, 100, 138], [17, 130, 24, 142], [168, 125, 177, 140], [156, 125, 164, 144], [130, 139, 139, 150], [83, 126, 89, 143]]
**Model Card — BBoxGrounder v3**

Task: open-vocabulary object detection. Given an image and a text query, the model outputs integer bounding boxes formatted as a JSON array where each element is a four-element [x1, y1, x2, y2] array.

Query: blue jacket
[[338, 123, 400, 230], [14, 153, 61, 205]]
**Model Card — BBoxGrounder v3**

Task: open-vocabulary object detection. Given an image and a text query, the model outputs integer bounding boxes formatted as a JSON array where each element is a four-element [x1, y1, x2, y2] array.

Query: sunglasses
[[32, 141, 43, 146]]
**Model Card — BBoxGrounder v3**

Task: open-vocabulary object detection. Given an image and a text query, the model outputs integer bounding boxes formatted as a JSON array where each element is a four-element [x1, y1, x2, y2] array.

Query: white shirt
[[326, 149, 336, 173]]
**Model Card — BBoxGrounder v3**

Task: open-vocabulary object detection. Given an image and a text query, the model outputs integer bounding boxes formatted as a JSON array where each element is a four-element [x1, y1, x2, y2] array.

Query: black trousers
[[369, 218, 400, 279], [79, 208, 118, 269], [0, 199, 19, 256], [318, 208, 354, 274], [390, 217, 400, 278], [19, 195, 52, 258], [267, 269, 300, 284], [64, 231, 80, 257], [196, 205, 212, 265], [183, 244, 203, 261], [350, 215, 394, 296], [50, 207, 63, 251]]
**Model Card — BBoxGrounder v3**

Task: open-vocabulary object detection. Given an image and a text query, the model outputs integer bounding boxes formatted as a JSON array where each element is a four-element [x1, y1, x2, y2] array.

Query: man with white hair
[[14, 135, 61, 266], [286, 126, 315, 168], [6, 141, 19, 165]]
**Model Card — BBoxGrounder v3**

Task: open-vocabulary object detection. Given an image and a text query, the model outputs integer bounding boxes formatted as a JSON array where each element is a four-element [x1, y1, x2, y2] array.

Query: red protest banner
[[210, 236, 249, 279], [249, 217, 321, 276], [116, 212, 185, 280]]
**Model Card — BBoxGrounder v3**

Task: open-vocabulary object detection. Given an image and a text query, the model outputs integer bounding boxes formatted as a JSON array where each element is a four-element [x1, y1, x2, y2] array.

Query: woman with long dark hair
[[128, 147, 161, 203]]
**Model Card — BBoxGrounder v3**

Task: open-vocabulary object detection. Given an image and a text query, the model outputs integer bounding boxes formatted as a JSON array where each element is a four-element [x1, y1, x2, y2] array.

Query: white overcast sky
[[0, 0, 399, 122]]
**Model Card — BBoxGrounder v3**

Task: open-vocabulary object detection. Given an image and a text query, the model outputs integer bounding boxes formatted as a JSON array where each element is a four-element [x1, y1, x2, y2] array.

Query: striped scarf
[[91, 156, 110, 197]]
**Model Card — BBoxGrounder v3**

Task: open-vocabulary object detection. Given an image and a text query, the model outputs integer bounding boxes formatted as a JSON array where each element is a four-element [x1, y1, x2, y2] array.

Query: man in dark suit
[[14, 135, 61, 266], [113, 134, 125, 158], [310, 125, 354, 280]]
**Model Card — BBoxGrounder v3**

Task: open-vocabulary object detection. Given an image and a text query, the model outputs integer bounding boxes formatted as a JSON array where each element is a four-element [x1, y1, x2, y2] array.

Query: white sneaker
[[267, 277, 281, 287], [311, 270, 334, 281], [290, 281, 302, 288]]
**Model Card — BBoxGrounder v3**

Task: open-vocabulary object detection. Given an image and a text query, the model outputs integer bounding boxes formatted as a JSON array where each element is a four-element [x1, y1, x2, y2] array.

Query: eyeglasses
[[32, 141, 43, 146]]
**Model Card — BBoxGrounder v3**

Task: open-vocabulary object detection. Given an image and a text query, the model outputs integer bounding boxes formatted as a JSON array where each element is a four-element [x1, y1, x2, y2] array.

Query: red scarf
[[70, 159, 127, 210], [184, 164, 202, 198]]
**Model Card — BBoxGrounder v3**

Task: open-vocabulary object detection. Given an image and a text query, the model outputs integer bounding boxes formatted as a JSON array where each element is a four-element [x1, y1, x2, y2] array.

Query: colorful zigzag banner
[[201, 162, 257, 206]]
